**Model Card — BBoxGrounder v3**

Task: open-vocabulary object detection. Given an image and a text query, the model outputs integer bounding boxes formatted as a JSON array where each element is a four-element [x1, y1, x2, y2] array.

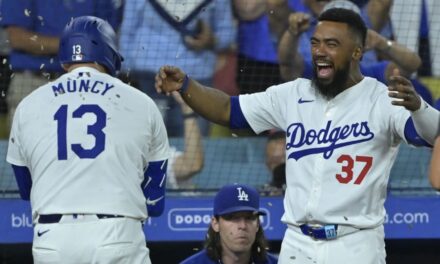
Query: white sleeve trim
[[411, 98, 440, 145]]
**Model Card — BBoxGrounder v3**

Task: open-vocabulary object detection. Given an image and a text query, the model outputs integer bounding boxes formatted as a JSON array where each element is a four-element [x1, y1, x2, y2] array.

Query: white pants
[[278, 225, 386, 264], [32, 215, 151, 264]]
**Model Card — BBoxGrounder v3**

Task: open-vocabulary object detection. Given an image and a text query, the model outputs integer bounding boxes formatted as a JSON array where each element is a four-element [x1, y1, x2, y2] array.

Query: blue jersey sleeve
[[142, 160, 168, 217], [11, 165, 32, 200], [179, 249, 216, 264], [404, 118, 432, 147], [229, 96, 251, 129]]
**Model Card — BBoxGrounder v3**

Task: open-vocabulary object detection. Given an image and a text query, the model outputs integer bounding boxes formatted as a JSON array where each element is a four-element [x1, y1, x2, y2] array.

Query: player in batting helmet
[[7, 15, 170, 264], [58, 16, 123, 76]]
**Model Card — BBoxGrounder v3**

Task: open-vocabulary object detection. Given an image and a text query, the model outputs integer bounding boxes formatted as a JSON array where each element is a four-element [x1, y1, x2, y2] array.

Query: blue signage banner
[[1, 195, 439, 243]]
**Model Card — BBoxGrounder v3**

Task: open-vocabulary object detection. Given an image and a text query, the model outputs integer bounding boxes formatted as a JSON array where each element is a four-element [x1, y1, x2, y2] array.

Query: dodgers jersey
[[7, 67, 169, 221], [239, 77, 410, 229]]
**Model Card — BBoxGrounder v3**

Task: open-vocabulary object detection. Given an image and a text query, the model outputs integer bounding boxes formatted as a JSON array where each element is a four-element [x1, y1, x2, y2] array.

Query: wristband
[[183, 112, 198, 119], [179, 75, 190, 94]]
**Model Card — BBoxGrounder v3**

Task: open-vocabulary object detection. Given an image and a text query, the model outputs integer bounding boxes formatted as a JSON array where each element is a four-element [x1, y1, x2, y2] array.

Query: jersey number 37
[[54, 104, 106, 160]]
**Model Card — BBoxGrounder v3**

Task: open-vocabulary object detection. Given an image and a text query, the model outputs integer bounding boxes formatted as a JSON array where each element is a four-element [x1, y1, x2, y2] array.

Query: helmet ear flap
[[113, 51, 123, 73]]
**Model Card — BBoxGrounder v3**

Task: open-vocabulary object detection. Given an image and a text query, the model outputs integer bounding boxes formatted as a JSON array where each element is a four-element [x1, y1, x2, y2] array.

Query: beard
[[311, 61, 350, 100]]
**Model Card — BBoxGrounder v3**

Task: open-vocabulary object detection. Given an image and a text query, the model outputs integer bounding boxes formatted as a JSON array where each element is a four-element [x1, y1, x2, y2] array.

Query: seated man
[[261, 131, 286, 196], [180, 184, 278, 264]]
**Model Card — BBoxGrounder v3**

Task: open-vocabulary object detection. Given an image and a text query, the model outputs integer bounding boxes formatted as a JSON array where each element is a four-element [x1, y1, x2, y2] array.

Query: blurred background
[[0, 0, 440, 263]]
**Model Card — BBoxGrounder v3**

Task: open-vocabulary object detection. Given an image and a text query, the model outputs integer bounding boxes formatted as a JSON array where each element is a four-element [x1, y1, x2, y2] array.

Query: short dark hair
[[318, 8, 367, 47]]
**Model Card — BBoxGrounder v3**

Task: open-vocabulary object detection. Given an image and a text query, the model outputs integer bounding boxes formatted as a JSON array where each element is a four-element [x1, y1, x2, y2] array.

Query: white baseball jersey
[[7, 66, 169, 221], [239, 77, 410, 229]]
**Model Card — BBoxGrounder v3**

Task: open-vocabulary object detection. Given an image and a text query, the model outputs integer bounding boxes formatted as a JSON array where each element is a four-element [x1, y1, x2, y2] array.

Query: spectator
[[277, 0, 420, 81], [119, 0, 236, 136], [429, 134, 440, 190], [180, 184, 278, 264], [0, 0, 122, 130], [0, 27, 11, 115], [261, 131, 286, 196], [234, 0, 393, 95], [391, 0, 440, 77], [168, 92, 204, 190], [276, 1, 434, 105], [7, 16, 169, 263], [233, 0, 288, 94]]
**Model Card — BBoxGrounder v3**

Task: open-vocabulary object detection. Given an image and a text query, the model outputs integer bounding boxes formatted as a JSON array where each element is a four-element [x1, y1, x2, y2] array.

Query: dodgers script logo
[[237, 187, 249, 201], [286, 120, 374, 160]]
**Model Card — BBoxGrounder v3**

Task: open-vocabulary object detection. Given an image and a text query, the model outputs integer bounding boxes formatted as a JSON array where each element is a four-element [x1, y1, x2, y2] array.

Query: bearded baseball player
[[7, 16, 169, 264], [155, 8, 439, 264]]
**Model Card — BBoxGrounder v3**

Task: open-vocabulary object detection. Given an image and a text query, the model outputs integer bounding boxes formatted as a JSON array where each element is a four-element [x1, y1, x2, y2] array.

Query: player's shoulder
[[350, 76, 390, 105], [17, 78, 56, 109], [264, 78, 311, 97], [363, 76, 387, 88], [269, 78, 310, 90], [360, 76, 388, 95], [85, 69, 155, 104]]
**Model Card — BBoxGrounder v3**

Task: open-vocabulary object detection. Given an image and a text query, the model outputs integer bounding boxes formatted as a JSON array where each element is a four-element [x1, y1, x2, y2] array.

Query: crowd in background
[[0, 0, 439, 194]]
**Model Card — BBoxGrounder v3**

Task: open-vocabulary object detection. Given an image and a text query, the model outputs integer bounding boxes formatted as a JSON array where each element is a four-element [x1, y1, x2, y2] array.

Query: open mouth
[[315, 61, 334, 79]]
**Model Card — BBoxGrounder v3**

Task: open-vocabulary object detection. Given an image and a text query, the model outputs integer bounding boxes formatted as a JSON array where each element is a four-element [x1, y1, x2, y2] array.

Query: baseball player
[[155, 8, 439, 264], [7, 16, 169, 264], [180, 184, 278, 264]]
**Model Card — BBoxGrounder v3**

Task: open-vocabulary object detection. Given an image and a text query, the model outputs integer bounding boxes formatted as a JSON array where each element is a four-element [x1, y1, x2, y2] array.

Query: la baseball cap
[[213, 184, 266, 216]]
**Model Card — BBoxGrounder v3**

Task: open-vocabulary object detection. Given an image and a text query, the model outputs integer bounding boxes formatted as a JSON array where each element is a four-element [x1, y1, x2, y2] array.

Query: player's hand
[[155, 65, 187, 95], [388, 68, 421, 111], [287, 12, 311, 36], [184, 20, 215, 51]]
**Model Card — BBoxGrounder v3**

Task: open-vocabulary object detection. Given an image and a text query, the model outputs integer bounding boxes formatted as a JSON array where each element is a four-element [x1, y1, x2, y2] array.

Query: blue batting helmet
[[58, 16, 123, 76]]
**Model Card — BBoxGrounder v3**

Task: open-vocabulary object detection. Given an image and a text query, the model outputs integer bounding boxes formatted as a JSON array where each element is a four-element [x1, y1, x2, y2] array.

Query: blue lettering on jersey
[[286, 120, 374, 160], [52, 80, 114, 97], [79, 80, 90, 92]]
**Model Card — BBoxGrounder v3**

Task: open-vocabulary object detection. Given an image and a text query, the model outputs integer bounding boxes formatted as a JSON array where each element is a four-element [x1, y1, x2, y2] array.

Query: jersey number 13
[[54, 104, 106, 160]]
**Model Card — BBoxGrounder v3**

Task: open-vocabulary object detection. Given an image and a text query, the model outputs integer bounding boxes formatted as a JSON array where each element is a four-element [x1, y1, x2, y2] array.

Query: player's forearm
[[267, 0, 292, 41], [278, 30, 304, 81], [181, 79, 231, 126], [377, 39, 422, 76], [429, 137, 440, 190], [367, 0, 392, 32], [410, 100, 440, 145], [174, 117, 204, 180], [7, 26, 59, 55]]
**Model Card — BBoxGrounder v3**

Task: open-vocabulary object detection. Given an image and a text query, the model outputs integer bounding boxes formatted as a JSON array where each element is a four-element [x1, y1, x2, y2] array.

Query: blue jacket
[[180, 249, 278, 264], [0, 0, 121, 72]]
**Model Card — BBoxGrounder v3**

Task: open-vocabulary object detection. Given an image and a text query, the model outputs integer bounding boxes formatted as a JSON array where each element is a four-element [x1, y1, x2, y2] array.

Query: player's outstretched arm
[[155, 65, 231, 126], [429, 136, 440, 190]]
